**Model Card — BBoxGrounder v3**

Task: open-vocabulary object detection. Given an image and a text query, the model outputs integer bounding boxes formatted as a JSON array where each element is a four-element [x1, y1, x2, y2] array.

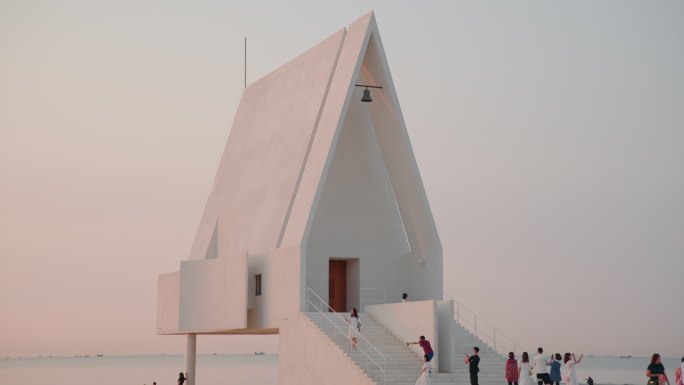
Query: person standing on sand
[[564, 353, 584, 385], [178, 372, 187, 385], [506, 352, 520, 385], [533, 347, 552, 385], [465, 346, 480, 385]]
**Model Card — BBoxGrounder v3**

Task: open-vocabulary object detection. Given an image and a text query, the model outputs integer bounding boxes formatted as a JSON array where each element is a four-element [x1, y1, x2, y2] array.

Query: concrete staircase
[[304, 312, 458, 385], [304, 311, 508, 385], [452, 320, 506, 385]]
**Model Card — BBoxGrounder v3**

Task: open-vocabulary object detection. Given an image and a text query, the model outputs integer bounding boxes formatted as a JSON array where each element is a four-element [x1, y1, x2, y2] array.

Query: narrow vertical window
[[255, 274, 262, 296]]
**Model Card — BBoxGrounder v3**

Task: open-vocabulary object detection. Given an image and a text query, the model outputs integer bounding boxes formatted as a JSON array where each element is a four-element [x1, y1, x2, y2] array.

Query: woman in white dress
[[347, 308, 361, 349], [518, 352, 534, 385], [415, 357, 431, 385], [563, 352, 584, 385]]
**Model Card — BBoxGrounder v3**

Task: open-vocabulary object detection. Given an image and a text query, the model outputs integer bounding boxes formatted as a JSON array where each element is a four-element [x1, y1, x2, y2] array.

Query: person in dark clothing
[[465, 346, 481, 385], [647, 353, 670, 385], [178, 372, 187, 385]]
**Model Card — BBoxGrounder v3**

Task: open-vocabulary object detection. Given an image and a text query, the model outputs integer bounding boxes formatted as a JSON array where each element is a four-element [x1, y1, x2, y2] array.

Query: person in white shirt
[[533, 347, 552, 385]]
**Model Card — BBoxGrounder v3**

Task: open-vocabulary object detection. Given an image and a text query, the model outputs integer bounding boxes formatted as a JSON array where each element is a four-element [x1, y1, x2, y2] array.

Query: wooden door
[[328, 260, 347, 312]]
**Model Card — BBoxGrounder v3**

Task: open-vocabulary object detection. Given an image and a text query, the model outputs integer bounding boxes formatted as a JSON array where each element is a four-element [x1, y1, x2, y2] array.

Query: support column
[[185, 333, 197, 385]]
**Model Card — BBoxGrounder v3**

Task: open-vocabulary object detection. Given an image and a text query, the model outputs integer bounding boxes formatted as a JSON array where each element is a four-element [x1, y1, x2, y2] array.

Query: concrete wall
[[179, 255, 247, 332], [187, 28, 346, 260], [246, 246, 302, 329], [280, 312, 376, 385], [365, 301, 439, 371], [361, 31, 443, 302], [437, 300, 455, 372], [156, 271, 180, 334], [305, 92, 413, 310], [303, 17, 442, 309]]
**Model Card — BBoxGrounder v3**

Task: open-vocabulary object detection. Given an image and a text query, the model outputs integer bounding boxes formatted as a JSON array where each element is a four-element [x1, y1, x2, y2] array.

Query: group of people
[[505, 348, 584, 385], [345, 298, 684, 385], [407, 336, 435, 385], [647, 354, 684, 385]]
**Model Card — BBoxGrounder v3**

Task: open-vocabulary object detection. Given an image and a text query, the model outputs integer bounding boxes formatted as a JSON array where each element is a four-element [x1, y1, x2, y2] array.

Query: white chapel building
[[157, 12, 505, 385]]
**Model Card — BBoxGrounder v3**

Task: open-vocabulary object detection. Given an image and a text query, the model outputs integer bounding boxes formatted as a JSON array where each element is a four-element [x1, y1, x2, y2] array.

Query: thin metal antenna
[[244, 37, 247, 89]]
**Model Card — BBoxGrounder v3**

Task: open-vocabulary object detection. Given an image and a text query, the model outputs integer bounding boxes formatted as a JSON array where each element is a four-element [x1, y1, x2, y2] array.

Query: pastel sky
[[1, 1, 682, 358]]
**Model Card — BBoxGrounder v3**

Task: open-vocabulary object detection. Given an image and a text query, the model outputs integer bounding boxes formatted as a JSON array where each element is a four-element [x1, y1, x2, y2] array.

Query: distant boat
[[254, 352, 265, 355], [619, 355, 632, 358]]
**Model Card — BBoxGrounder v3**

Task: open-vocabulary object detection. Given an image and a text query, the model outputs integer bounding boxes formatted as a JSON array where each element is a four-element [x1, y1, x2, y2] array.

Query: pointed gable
[[281, 13, 441, 261], [189, 12, 440, 275], [188, 29, 346, 259]]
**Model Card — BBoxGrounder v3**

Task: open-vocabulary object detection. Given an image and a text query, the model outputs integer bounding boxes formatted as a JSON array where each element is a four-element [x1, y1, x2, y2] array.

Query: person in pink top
[[506, 352, 520, 385], [406, 336, 434, 362]]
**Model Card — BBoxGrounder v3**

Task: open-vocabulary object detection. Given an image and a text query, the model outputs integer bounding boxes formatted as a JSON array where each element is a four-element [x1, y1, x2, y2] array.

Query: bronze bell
[[361, 88, 372, 102]]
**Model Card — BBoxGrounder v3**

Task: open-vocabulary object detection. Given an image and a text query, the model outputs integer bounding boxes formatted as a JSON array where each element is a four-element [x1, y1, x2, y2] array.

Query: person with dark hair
[[519, 352, 533, 385], [563, 353, 584, 385], [646, 353, 670, 385], [586, 376, 594, 385], [347, 308, 361, 349], [549, 353, 562, 385], [406, 336, 434, 362], [533, 347, 552, 385], [414, 355, 432, 385], [465, 346, 480, 385], [402, 293, 408, 302], [178, 372, 187, 385], [506, 352, 520, 385]]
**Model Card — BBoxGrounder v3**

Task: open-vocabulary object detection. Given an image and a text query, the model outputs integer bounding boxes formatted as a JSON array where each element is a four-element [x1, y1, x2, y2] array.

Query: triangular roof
[[188, 12, 441, 260]]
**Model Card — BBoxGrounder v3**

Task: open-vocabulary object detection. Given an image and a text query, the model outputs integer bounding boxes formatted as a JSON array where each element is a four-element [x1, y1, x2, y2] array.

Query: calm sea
[[1, 354, 680, 385], [0, 354, 278, 385]]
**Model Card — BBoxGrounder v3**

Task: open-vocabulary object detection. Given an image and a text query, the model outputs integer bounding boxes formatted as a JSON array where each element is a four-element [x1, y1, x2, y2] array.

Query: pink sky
[[1, 1, 682, 358]]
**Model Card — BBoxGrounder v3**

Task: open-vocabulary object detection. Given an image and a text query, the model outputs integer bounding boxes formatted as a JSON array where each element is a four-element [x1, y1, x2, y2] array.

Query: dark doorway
[[328, 260, 347, 312]]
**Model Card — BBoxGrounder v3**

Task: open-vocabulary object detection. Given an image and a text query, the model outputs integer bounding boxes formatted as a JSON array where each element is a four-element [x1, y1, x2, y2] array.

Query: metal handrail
[[306, 287, 386, 385], [444, 291, 524, 355]]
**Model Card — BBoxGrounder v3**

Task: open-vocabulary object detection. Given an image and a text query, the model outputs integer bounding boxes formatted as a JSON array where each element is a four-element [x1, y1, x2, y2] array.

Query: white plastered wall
[[280, 313, 376, 385], [436, 300, 455, 372], [365, 301, 439, 371], [179, 255, 247, 332], [305, 87, 413, 308], [303, 19, 442, 308], [246, 246, 302, 329], [186, 29, 346, 261], [157, 272, 180, 334], [360, 32, 443, 302]]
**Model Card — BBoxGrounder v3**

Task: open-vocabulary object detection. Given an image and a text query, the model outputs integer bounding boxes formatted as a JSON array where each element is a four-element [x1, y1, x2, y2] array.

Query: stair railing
[[444, 292, 523, 356], [306, 287, 386, 385]]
